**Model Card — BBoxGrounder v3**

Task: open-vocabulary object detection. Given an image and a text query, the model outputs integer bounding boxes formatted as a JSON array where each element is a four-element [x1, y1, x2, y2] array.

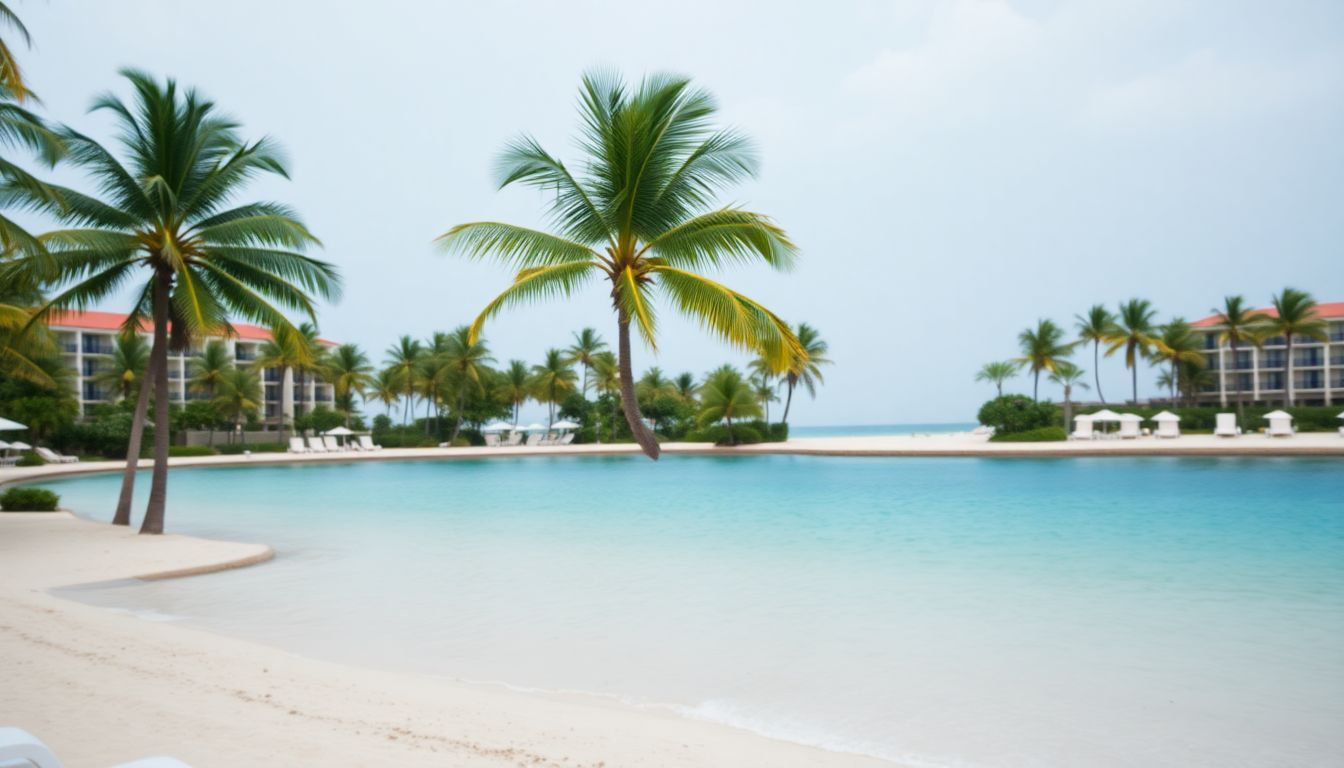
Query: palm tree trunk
[[1033, 370, 1040, 402], [782, 380, 795, 423], [726, 414, 735, 445], [1230, 339, 1243, 428], [449, 391, 465, 444], [616, 315, 660, 460], [581, 366, 589, 401], [1093, 341, 1105, 403], [113, 353, 158, 526], [1130, 357, 1138, 404], [140, 271, 172, 535], [1285, 334, 1294, 407]]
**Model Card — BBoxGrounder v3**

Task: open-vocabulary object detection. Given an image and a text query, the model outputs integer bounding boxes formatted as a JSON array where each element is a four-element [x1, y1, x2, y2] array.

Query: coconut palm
[[1267, 288, 1327, 407], [591, 351, 620, 442], [0, 3, 35, 103], [565, 327, 607, 399], [6, 71, 338, 534], [499, 359, 531, 424], [974, 360, 1019, 398], [1153, 319, 1206, 404], [91, 331, 150, 402], [252, 322, 318, 429], [186, 340, 231, 445], [437, 71, 800, 459], [384, 335, 423, 427], [698, 366, 761, 445], [751, 373, 778, 423], [0, 1, 65, 255], [530, 348, 577, 427], [324, 343, 373, 427], [1047, 361, 1089, 432], [1015, 319, 1072, 402], [781, 323, 830, 424], [0, 272, 58, 385], [673, 371, 698, 402], [214, 367, 262, 445], [1104, 299, 1159, 404], [1211, 295, 1267, 427], [371, 367, 401, 422], [441, 325, 494, 443], [1074, 304, 1115, 403]]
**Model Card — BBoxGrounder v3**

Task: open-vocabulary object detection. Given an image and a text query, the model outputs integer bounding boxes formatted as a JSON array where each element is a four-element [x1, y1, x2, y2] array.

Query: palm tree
[[530, 348, 577, 427], [384, 335, 423, 428], [9, 71, 338, 534], [1267, 288, 1328, 408], [500, 359, 531, 424], [1047, 361, 1089, 432], [0, 4, 63, 255], [92, 331, 150, 402], [371, 367, 401, 422], [751, 374, 778, 423], [781, 323, 831, 424], [252, 322, 318, 430], [324, 343, 373, 427], [698, 367, 761, 445], [591, 351, 620, 442], [438, 71, 800, 460], [1104, 299, 1159, 404], [441, 325, 494, 443], [1074, 304, 1115, 403], [565, 327, 607, 399], [1211, 295, 1267, 428], [974, 360, 1019, 398], [187, 340, 231, 445], [0, 272, 59, 385], [0, 3, 35, 102], [673, 371, 698, 402], [214, 368, 262, 445], [1015, 319, 1071, 401], [1153, 319, 1206, 404]]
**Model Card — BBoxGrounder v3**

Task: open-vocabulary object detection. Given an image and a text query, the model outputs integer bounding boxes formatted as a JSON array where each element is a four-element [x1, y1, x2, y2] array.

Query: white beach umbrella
[[551, 419, 581, 430], [1088, 409, 1122, 422], [0, 416, 27, 431], [9, 441, 31, 450], [1151, 411, 1181, 422], [1117, 413, 1143, 422], [1261, 410, 1292, 419], [0, 440, 10, 451], [323, 426, 355, 435], [523, 422, 548, 432], [481, 421, 513, 433]]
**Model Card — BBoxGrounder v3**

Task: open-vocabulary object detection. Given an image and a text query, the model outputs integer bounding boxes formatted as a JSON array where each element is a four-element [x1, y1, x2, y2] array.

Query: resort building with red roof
[[1191, 302, 1344, 407]]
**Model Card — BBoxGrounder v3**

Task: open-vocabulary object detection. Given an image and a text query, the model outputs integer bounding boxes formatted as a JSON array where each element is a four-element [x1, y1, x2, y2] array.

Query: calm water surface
[[40, 455, 1344, 768]]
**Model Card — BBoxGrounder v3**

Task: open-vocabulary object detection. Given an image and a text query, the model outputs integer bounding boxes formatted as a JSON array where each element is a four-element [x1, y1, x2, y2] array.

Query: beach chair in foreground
[[358, 435, 382, 451], [0, 726, 190, 767], [287, 437, 309, 454], [34, 446, 79, 464], [306, 436, 327, 453], [1213, 413, 1239, 437]]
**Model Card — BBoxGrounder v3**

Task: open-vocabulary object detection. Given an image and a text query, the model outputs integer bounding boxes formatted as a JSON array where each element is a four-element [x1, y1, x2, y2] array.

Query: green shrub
[[168, 445, 219, 457], [990, 426, 1067, 442], [17, 452, 44, 467], [1, 487, 60, 511], [215, 442, 288, 455], [686, 423, 765, 446], [978, 395, 1060, 435]]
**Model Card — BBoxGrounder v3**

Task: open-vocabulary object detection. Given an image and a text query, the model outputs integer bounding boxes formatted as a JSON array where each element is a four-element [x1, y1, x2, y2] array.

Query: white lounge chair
[[306, 436, 327, 453], [1118, 415, 1142, 439], [1070, 416, 1094, 440], [525, 432, 544, 446], [505, 432, 523, 446], [358, 435, 382, 451], [0, 456, 17, 468], [287, 437, 309, 454], [1152, 411, 1181, 438], [34, 446, 78, 464], [322, 435, 344, 452], [0, 726, 190, 767], [484, 433, 500, 447], [1263, 410, 1295, 437], [557, 433, 575, 445], [1213, 413, 1240, 437]]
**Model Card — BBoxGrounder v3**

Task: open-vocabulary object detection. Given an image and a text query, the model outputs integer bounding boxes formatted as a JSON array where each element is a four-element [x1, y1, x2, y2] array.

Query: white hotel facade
[[47, 310, 336, 424], [1192, 301, 1344, 407]]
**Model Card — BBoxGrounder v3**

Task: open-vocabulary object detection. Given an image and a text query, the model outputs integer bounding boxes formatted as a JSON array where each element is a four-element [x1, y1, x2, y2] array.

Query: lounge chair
[[557, 433, 575, 445], [1213, 413, 1240, 437], [1118, 419, 1141, 439], [1155, 421, 1180, 438], [34, 446, 78, 464], [484, 433, 500, 447], [287, 437, 309, 454], [0, 456, 17, 468], [505, 432, 523, 446], [0, 726, 191, 767], [306, 436, 327, 453], [1264, 410, 1295, 437], [358, 435, 382, 451], [1070, 417, 1094, 440], [322, 435, 344, 452], [525, 432, 545, 446]]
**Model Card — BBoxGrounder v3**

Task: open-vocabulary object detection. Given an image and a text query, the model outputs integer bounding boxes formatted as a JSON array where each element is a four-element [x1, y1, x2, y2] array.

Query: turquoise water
[[790, 422, 977, 437], [40, 456, 1344, 767]]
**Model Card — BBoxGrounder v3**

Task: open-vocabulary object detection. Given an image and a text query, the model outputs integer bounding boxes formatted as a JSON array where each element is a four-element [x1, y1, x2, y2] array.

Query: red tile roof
[[1191, 301, 1344, 328], [45, 309, 335, 345]]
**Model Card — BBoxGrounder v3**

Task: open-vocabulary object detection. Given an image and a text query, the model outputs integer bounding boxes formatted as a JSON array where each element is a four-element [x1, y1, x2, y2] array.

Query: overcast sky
[[14, 0, 1344, 425]]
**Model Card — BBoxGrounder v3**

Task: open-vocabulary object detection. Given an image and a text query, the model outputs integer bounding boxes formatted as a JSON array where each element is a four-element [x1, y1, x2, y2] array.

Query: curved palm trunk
[[1093, 341, 1105, 404], [1033, 370, 1040, 402], [112, 354, 158, 526], [782, 379, 795, 424], [617, 315, 660, 460], [1284, 333, 1295, 408], [140, 272, 172, 535], [1129, 347, 1138, 404]]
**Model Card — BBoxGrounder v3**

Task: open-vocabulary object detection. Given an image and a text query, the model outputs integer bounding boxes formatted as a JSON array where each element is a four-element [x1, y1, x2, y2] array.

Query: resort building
[[46, 310, 336, 424], [1192, 301, 1344, 407]]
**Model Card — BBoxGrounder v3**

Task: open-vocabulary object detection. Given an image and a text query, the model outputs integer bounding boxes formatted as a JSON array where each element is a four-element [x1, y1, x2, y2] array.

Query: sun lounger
[[322, 435, 344, 452], [358, 435, 382, 451], [287, 437, 309, 454], [0, 456, 17, 468], [1118, 420, 1141, 439], [34, 446, 78, 464], [1213, 413, 1239, 437], [525, 432, 544, 446], [505, 432, 523, 446], [306, 436, 327, 453], [557, 433, 575, 445], [0, 726, 191, 767], [1155, 421, 1180, 438], [484, 433, 500, 447]]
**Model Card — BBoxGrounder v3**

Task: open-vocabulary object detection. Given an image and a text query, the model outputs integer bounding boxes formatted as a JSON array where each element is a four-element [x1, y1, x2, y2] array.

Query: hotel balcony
[[81, 338, 115, 355]]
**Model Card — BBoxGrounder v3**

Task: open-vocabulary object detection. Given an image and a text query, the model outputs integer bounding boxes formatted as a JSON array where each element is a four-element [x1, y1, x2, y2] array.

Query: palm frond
[[651, 266, 799, 370], [468, 261, 599, 343], [435, 221, 600, 270], [644, 207, 797, 270]]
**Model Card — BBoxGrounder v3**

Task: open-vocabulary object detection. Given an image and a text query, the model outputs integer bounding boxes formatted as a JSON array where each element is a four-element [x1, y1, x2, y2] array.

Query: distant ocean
[[788, 422, 977, 438]]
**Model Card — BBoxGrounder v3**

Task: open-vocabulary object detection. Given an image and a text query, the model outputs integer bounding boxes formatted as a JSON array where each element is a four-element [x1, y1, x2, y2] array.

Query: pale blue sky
[[14, 0, 1344, 424]]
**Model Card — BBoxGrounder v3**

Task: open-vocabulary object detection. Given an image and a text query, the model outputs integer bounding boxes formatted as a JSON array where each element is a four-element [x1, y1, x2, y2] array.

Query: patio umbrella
[[523, 423, 548, 432], [1089, 409, 1122, 422], [551, 420, 581, 430], [1150, 411, 1180, 422], [323, 426, 355, 435], [0, 416, 27, 431], [481, 421, 513, 433], [9, 441, 31, 450]]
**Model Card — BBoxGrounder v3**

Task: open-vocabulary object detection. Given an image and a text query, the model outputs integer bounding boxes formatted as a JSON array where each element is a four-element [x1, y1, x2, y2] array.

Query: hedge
[[168, 445, 219, 457], [977, 395, 1060, 435], [1, 487, 60, 511], [989, 426, 1067, 442]]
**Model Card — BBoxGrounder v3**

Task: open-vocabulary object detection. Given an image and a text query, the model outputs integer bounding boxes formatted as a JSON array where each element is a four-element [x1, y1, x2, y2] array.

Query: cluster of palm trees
[[977, 289, 1330, 425]]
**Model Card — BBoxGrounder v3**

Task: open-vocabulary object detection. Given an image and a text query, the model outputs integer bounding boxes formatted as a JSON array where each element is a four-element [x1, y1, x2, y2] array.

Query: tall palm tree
[[672, 371, 698, 402], [591, 351, 620, 442], [1016, 319, 1072, 402], [371, 367, 401, 422], [781, 323, 830, 424], [324, 343, 373, 427], [1153, 319, 1206, 404], [384, 335, 423, 428], [214, 367, 262, 445], [441, 325, 494, 443], [1211, 295, 1267, 428], [1267, 288, 1328, 407], [698, 366, 761, 445], [9, 71, 338, 534], [565, 327, 607, 399], [438, 71, 800, 459], [92, 331, 150, 402], [751, 374, 778, 423], [530, 348, 577, 427], [1047, 361, 1089, 432], [252, 322, 318, 430], [974, 360, 1019, 398], [187, 340, 231, 445], [500, 359, 531, 424], [1074, 304, 1115, 403], [1104, 299, 1159, 404]]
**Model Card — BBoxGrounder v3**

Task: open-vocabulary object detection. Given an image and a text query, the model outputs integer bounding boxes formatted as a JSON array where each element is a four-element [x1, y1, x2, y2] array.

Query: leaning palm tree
[[499, 359, 531, 424], [1153, 318, 1206, 404], [1074, 304, 1115, 403], [1104, 299, 1159, 404], [974, 360, 1020, 398], [565, 327, 607, 399], [1015, 319, 1072, 402], [324, 343, 374, 427], [1267, 288, 1327, 408], [437, 71, 800, 459], [214, 367, 262, 445], [1047, 361, 1089, 432], [781, 323, 830, 424], [7, 71, 338, 534], [441, 325, 494, 443], [1211, 295, 1268, 428], [698, 366, 761, 445], [530, 348, 578, 427], [92, 331, 150, 401], [384, 335, 423, 428]]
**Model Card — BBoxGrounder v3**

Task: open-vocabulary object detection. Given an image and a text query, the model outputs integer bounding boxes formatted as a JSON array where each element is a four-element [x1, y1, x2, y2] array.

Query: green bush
[[168, 445, 219, 457], [16, 452, 44, 467], [1, 487, 61, 511], [215, 442, 288, 455], [990, 426, 1067, 442], [978, 395, 1060, 435], [686, 423, 765, 446]]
